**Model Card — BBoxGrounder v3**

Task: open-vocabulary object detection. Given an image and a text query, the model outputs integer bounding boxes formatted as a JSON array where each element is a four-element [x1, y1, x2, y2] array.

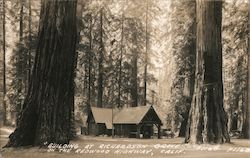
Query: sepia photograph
[[0, 0, 249, 157]]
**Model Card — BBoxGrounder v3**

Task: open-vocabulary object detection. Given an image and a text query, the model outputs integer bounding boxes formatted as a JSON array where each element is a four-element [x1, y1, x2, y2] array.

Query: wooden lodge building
[[86, 105, 163, 139]]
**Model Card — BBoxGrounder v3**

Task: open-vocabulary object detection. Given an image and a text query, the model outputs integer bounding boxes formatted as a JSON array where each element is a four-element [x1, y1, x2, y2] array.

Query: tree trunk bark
[[1, 0, 6, 125], [130, 19, 139, 107], [5, 0, 77, 147], [131, 47, 138, 107], [97, 8, 104, 108], [227, 109, 232, 132], [185, 0, 230, 144], [243, 9, 250, 138]]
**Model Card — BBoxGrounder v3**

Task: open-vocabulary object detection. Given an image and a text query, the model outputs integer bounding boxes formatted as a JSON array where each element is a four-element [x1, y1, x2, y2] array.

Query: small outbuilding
[[86, 105, 163, 138]]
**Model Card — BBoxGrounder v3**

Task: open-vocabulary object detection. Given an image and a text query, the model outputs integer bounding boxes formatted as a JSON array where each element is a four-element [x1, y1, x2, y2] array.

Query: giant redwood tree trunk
[[185, 0, 230, 144], [1, 0, 7, 125], [243, 9, 250, 138], [5, 0, 77, 147]]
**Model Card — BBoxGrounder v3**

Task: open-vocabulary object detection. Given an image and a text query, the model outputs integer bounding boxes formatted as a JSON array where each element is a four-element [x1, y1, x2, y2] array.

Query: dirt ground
[[0, 126, 249, 158]]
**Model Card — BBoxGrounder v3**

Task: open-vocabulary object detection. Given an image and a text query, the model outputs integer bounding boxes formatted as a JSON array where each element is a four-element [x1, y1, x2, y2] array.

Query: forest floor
[[0, 126, 249, 158]]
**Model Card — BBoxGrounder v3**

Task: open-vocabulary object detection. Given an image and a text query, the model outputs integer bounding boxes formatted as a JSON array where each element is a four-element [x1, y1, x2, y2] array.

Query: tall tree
[[87, 14, 92, 112], [222, 0, 249, 137], [1, 0, 6, 125], [168, 0, 196, 137], [5, 0, 40, 126], [97, 7, 104, 108], [244, 6, 250, 138], [16, 0, 24, 123], [117, 5, 124, 108], [5, 0, 77, 147], [185, 0, 230, 144], [143, 0, 149, 106], [130, 19, 139, 107]]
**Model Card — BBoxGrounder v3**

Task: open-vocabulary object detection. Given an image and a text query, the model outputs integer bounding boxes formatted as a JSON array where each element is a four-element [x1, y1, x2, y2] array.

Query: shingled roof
[[88, 106, 162, 129]]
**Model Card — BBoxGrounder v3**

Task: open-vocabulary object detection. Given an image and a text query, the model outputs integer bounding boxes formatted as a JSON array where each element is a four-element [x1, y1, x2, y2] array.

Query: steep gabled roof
[[90, 107, 113, 129], [113, 106, 152, 124], [89, 106, 162, 129]]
